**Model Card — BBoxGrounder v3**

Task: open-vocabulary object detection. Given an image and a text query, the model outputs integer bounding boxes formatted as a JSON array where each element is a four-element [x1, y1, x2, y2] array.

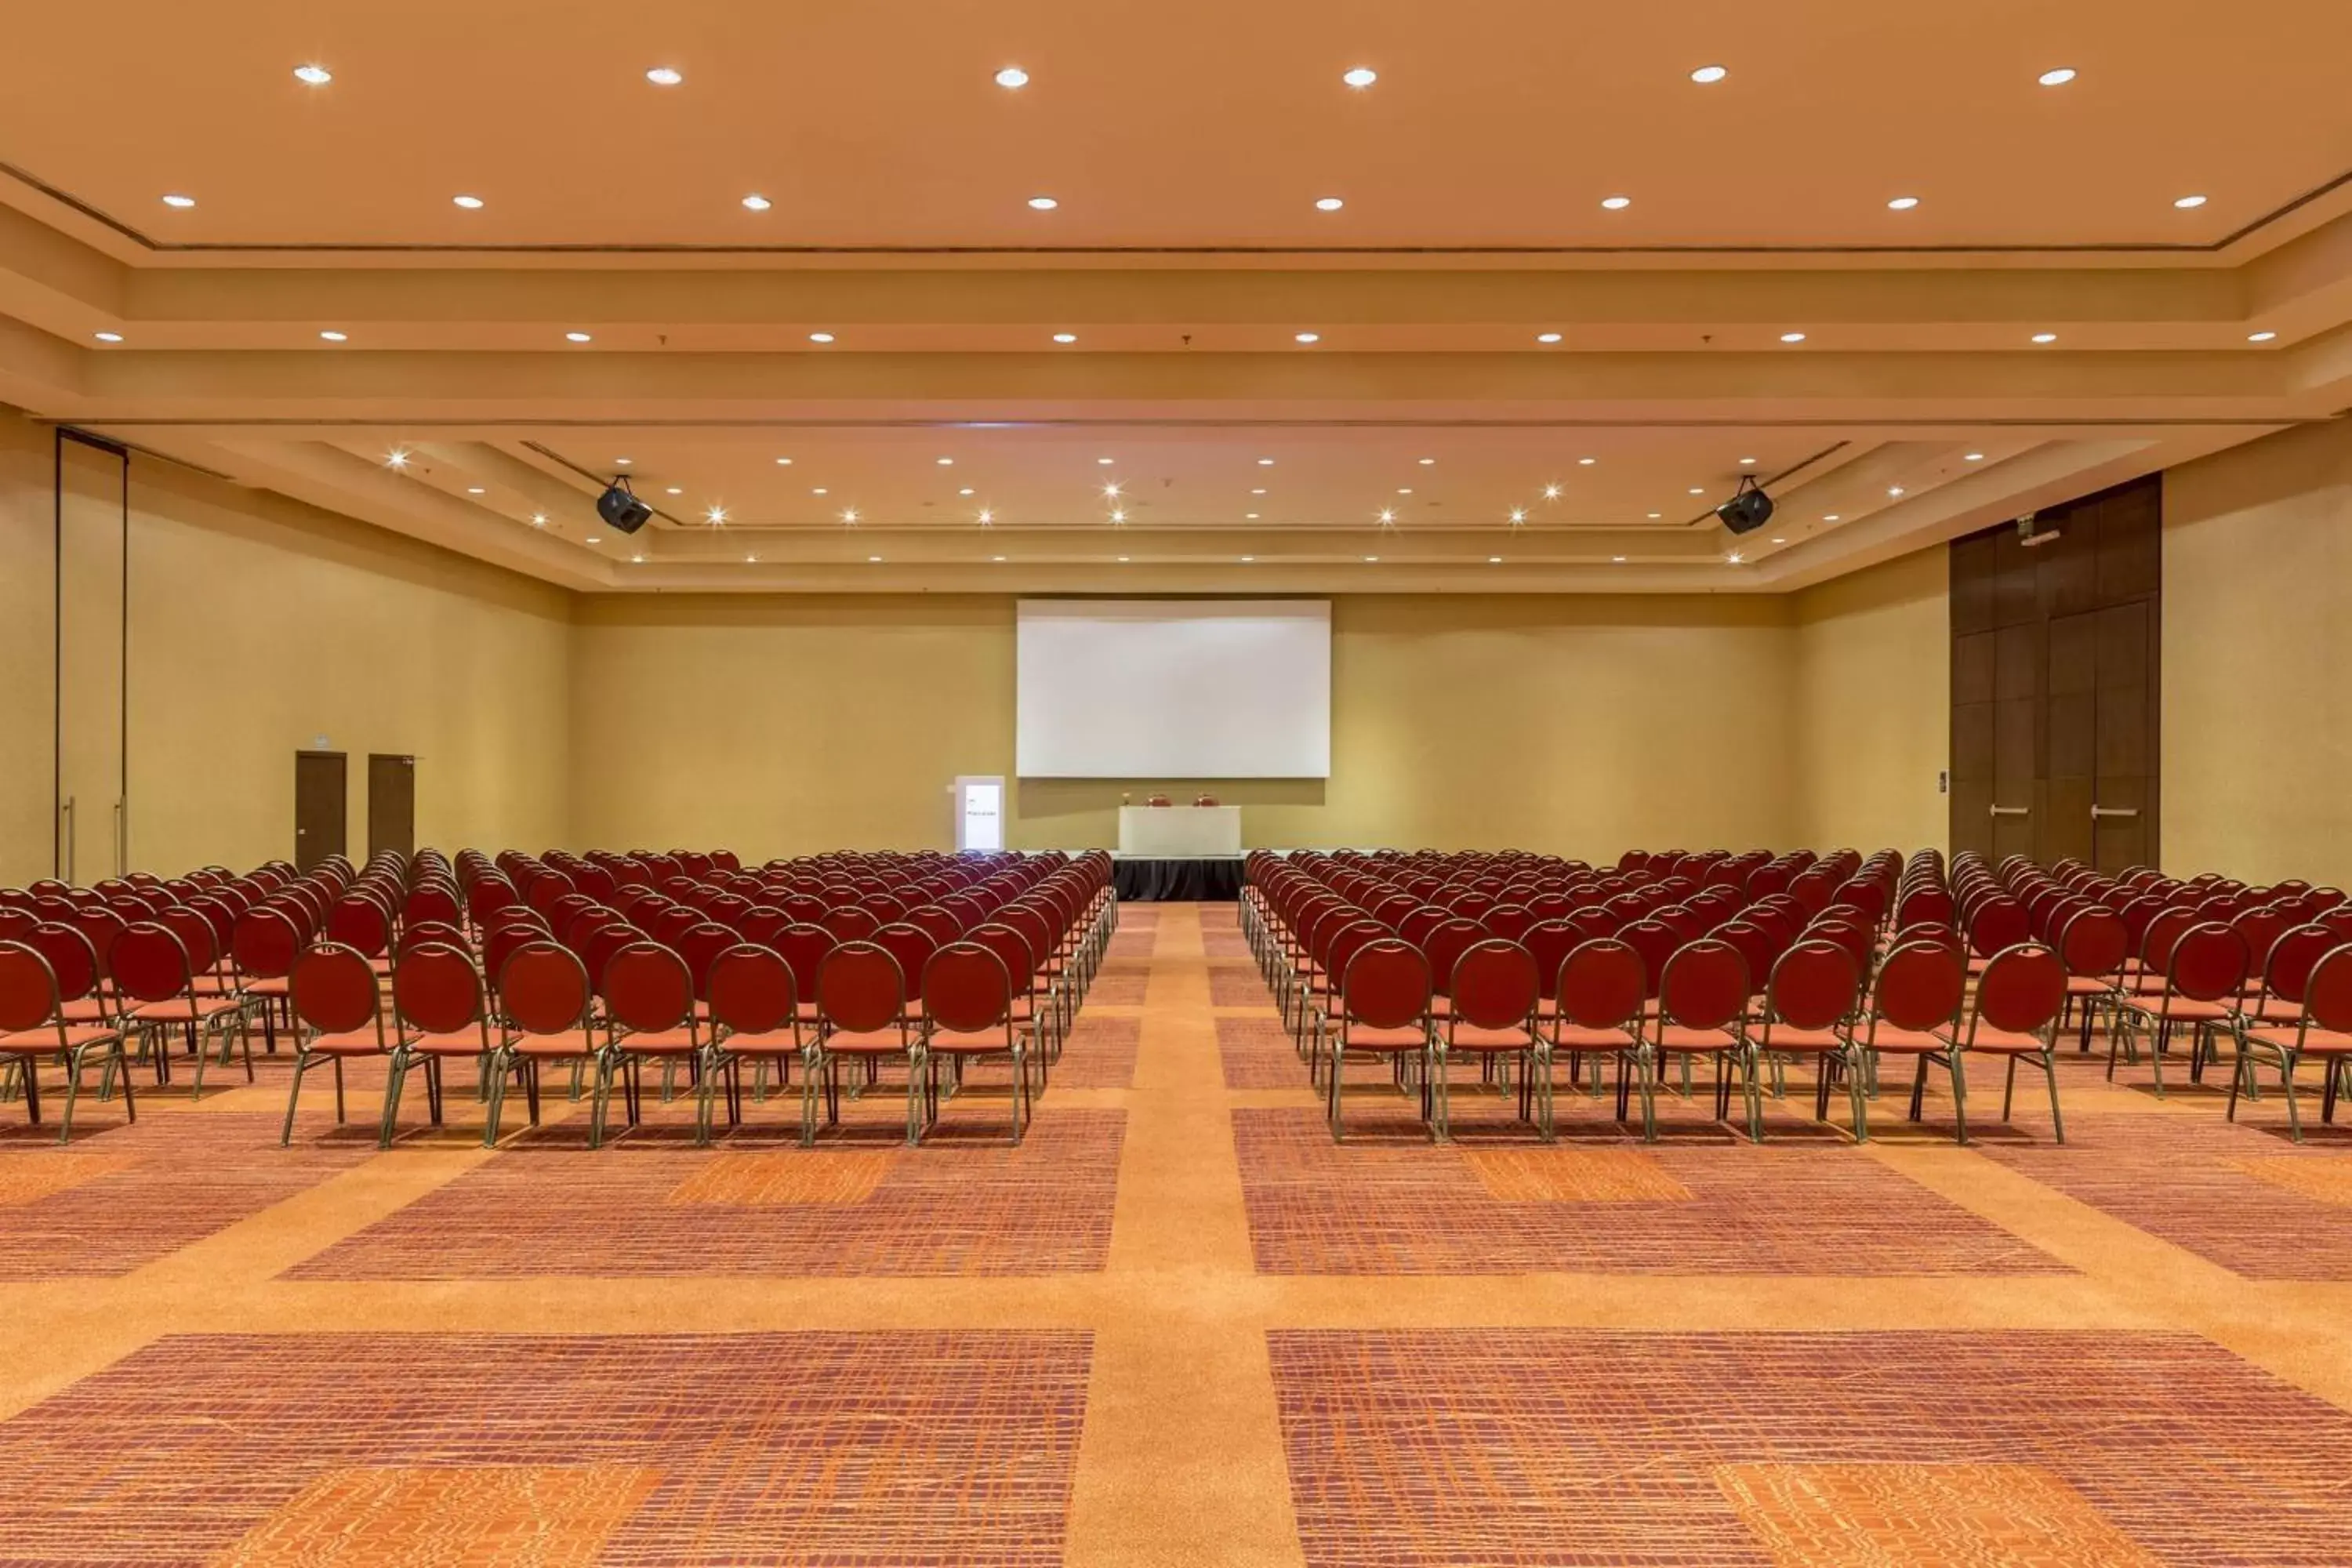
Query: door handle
[[2090, 806, 2140, 820], [1988, 804, 2030, 818], [58, 797, 75, 883]]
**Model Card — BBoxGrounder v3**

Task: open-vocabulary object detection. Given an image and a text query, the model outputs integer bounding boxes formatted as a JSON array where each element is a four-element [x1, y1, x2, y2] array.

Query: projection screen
[[1015, 600, 1331, 778]]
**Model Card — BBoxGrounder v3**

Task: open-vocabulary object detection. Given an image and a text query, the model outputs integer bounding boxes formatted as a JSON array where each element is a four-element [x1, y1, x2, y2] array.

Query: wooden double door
[[1950, 475, 2161, 871]]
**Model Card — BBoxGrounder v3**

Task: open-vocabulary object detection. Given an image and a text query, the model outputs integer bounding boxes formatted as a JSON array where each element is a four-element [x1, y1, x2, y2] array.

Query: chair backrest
[[1658, 940, 1748, 1031], [111, 923, 195, 1005], [707, 944, 796, 1036], [1320, 918, 1388, 997], [1396, 904, 1448, 950], [1341, 939, 1430, 1029], [1766, 940, 1861, 1031], [24, 923, 103, 1005], [292, 942, 383, 1040], [821, 905, 880, 942], [1616, 919, 1679, 1001], [1972, 944, 2067, 1040], [968, 921, 1040, 995], [1521, 919, 1578, 1002], [2302, 946, 2352, 1035], [1449, 940, 1537, 1031], [1557, 938, 1647, 1032], [906, 905, 964, 948], [604, 942, 695, 1034], [0, 942, 61, 1034], [2056, 906, 2129, 982], [392, 942, 487, 1036], [923, 942, 1014, 1034], [1965, 898, 2031, 959], [232, 906, 303, 980], [1871, 942, 1966, 1033], [2165, 923, 2247, 1004], [1483, 903, 1536, 945], [326, 895, 391, 958], [498, 942, 593, 1036], [816, 942, 905, 1034], [870, 923, 938, 1001]]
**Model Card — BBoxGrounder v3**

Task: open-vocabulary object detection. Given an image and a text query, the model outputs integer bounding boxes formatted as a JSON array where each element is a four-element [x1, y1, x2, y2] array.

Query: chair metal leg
[[279, 1052, 308, 1145]]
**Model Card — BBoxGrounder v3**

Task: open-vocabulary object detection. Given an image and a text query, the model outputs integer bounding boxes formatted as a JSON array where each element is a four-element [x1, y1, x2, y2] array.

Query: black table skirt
[[1112, 857, 1247, 902]]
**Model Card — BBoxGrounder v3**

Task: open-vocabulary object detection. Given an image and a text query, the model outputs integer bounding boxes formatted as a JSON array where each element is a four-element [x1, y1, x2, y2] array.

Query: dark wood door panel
[[367, 753, 416, 861], [1953, 631, 1998, 706], [294, 751, 346, 872]]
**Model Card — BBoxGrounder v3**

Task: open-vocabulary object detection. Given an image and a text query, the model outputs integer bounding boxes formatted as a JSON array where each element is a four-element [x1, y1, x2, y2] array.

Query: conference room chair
[[1642, 940, 1759, 1143], [812, 942, 924, 1145], [1850, 940, 1969, 1143], [0, 936, 132, 1142], [1327, 938, 1437, 1144], [114, 923, 253, 1096], [488, 941, 622, 1149], [2111, 921, 2248, 1096], [2054, 906, 2132, 1050], [2230, 937, 2352, 1141], [1305, 917, 1388, 1086], [281, 942, 396, 1145], [1751, 939, 1865, 1137], [1434, 938, 1548, 1141], [702, 944, 814, 1142], [917, 943, 1032, 1145], [599, 942, 711, 1141], [383, 941, 498, 1143], [1946, 944, 2071, 1144]]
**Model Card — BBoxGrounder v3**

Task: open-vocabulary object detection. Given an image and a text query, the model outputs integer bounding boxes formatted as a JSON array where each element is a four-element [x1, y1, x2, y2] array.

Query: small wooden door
[[368, 753, 416, 860], [295, 751, 347, 870]]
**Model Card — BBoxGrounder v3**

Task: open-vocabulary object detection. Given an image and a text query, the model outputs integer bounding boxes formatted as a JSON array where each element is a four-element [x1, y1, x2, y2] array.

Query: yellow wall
[[0, 408, 572, 880], [570, 593, 1799, 862], [2162, 418, 2352, 886], [1791, 547, 1950, 855]]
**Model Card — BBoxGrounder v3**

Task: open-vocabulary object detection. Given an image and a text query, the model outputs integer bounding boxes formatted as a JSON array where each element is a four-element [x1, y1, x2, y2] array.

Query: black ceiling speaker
[[1715, 475, 1774, 535], [596, 477, 654, 534]]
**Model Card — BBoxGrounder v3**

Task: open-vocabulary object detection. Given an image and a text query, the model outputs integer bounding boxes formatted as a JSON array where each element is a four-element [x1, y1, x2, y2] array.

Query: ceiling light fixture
[[869, 554, 882, 563], [466, 486, 485, 495], [1612, 555, 1627, 563], [531, 514, 546, 526], [1489, 557, 1502, 564], [938, 456, 955, 466], [1690, 64, 1728, 84], [93, 331, 122, 342], [978, 509, 993, 524], [742, 194, 771, 212], [1823, 514, 1840, 522], [585, 537, 601, 544], [1052, 332, 1076, 343], [1245, 512, 1261, 520], [1098, 456, 1116, 465], [1771, 537, 1786, 544], [808, 332, 835, 343], [1110, 509, 1127, 524], [1887, 195, 1920, 210], [1250, 487, 1267, 495], [1887, 485, 1906, 496], [1240, 556, 1254, 562], [1378, 508, 1396, 524], [775, 456, 792, 465], [1543, 484, 1562, 499], [1600, 195, 1632, 210], [1397, 487, 1412, 495], [1689, 487, 1704, 495], [2249, 330, 2278, 343], [1537, 331, 1563, 343], [1342, 67, 1378, 88], [1726, 551, 1744, 564], [666, 486, 683, 495], [386, 450, 408, 468], [707, 506, 728, 524], [1316, 197, 1345, 212], [2031, 332, 2057, 343], [813, 486, 828, 495], [1258, 458, 1276, 466], [1508, 507, 1526, 524], [615, 457, 632, 466], [2174, 194, 2207, 209], [1028, 196, 1058, 210], [645, 67, 683, 86], [1647, 512, 1661, 519], [1103, 482, 1122, 498], [1964, 452, 1985, 461], [162, 194, 196, 209], [318, 331, 349, 343], [993, 554, 1007, 562], [1117, 556, 1130, 563], [995, 66, 1029, 89], [1294, 332, 1321, 343], [2038, 67, 2077, 86], [564, 331, 591, 343], [959, 486, 975, 496], [1418, 457, 1435, 466], [1780, 331, 1807, 343], [1578, 456, 1596, 466], [843, 508, 859, 523], [293, 64, 332, 85], [1363, 555, 1378, 562], [452, 194, 485, 209]]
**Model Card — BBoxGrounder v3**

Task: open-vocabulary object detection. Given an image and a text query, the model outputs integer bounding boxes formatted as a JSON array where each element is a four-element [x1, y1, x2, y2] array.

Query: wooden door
[[367, 753, 416, 860], [295, 751, 347, 870], [56, 433, 128, 880]]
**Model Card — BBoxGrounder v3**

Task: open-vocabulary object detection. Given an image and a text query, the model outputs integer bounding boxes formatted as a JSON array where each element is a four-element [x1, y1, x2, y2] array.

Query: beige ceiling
[[0, 0, 2347, 595]]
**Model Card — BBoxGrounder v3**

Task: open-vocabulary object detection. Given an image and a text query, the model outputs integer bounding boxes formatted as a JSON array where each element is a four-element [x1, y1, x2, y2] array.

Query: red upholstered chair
[[812, 942, 923, 1143], [2230, 936, 2352, 1141], [0, 936, 132, 1142], [1752, 939, 1864, 1136], [114, 922, 253, 1096], [602, 942, 707, 1139], [1327, 939, 1436, 1143], [1305, 917, 1388, 1086], [283, 942, 394, 1144], [489, 941, 620, 1147], [1544, 935, 1646, 1106], [1852, 941, 1969, 1142], [2111, 921, 2247, 1096], [1436, 939, 1546, 1139], [919, 942, 1032, 1144], [1950, 943, 2071, 1143], [2055, 906, 2131, 1050], [1642, 940, 1758, 1142], [705, 944, 815, 1142], [386, 942, 498, 1144]]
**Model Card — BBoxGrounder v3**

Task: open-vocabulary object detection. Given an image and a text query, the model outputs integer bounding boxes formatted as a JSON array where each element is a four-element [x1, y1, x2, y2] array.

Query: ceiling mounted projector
[[597, 477, 653, 534], [1715, 476, 1774, 535]]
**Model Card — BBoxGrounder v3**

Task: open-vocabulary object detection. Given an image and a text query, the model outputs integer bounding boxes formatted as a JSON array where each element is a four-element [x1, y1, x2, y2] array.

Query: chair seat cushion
[[401, 1029, 490, 1058], [1963, 1025, 2050, 1054], [2152, 998, 2236, 1023], [1549, 1023, 1637, 1052], [132, 997, 243, 1023], [821, 1026, 910, 1056], [1337, 1024, 1428, 1052], [615, 1029, 701, 1057], [928, 1028, 1020, 1056], [1862, 1024, 1949, 1054], [2247, 1026, 2352, 1056], [505, 1035, 598, 1058], [1759, 1025, 1846, 1053], [1653, 1025, 1740, 1054], [303, 1029, 391, 1056], [1446, 1022, 1534, 1052], [2066, 976, 2118, 996], [0, 1025, 118, 1055], [715, 1028, 801, 1058]]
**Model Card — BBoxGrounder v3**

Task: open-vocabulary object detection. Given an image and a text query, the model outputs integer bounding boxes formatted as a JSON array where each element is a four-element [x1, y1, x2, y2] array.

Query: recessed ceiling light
[[1342, 67, 1377, 88], [995, 66, 1029, 89], [937, 456, 955, 466], [1689, 487, 1704, 495], [1823, 514, 1840, 522], [1964, 452, 1985, 460], [615, 457, 632, 466], [1690, 64, 1728, 84], [666, 486, 683, 495], [1103, 482, 1122, 498], [808, 332, 835, 343], [1537, 331, 1563, 343], [452, 194, 485, 209], [1780, 331, 1807, 343], [2173, 194, 2207, 209], [1887, 485, 1906, 496], [1250, 487, 1267, 495], [742, 194, 772, 212], [992, 554, 1007, 562], [868, 554, 882, 563], [1378, 508, 1396, 524], [1770, 537, 1786, 544], [645, 67, 683, 86], [1110, 509, 1127, 523], [1258, 457, 1276, 466], [2038, 67, 2077, 87], [960, 486, 975, 496], [162, 194, 196, 209], [1508, 508, 1526, 524], [1578, 456, 1596, 466], [2031, 332, 2057, 343], [531, 514, 546, 525], [631, 554, 644, 562], [466, 486, 485, 495], [813, 487, 828, 495], [1316, 197, 1345, 212], [293, 64, 332, 85], [1246, 513, 1260, 520], [586, 537, 601, 544], [746, 555, 757, 564], [1052, 332, 1076, 343], [707, 506, 728, 524], [564, 331, 592, 343], [844, 509, 860, 523], [978, 508, 993, 524], [386, 450, 408, 468], [1397, 487, 1412, 495], [1600, 195, 1632, 211], [1612, 555, 1627, 563], [2249, 330, 2278, 343], [1295, 332, 1321, 343], [1739, 456, 1756, 465], [1543, 484, 1562, 499], [1363, 555, 1378, 562], [1726, 551, 1744, 564], [1489, 556, 1502, 564], [1418, 457, 1435, 466], [1887, 196, 1920, 210], [1240, 555, 1254, 562], [1647, 512, 1661, 519], [1117, 556, 1131, 563], [1098, 457, 1116, 465], [775, 456, 793, 465], [93, 331, 122, 343], [1028, 196, 1059, 211]]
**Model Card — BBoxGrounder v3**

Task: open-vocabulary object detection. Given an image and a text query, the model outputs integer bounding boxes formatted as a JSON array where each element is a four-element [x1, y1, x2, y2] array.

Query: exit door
[[368, 753, 416, 859], [295, 751, 347, 870]]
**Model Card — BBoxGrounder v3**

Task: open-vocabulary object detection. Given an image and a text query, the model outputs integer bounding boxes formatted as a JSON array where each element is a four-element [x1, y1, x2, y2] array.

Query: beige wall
[[0, 408, 573, 880], [571, 593, 1799, 862], [2163, 418, 2352, 886], [1791, 547, 1949, 855]]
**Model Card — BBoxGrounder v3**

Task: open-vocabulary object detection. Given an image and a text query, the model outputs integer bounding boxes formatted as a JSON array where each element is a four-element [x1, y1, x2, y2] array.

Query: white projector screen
[[1017, 600, 1331, 778]]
